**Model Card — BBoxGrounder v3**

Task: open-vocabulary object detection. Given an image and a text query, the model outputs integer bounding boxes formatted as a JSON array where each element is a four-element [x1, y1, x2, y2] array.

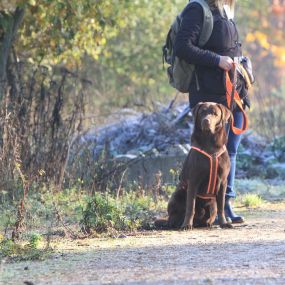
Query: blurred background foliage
[[1, 0, 285, 136]]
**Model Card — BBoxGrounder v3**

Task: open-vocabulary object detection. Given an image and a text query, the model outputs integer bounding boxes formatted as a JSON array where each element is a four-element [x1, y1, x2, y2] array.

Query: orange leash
[[225, 71, 249, 135]]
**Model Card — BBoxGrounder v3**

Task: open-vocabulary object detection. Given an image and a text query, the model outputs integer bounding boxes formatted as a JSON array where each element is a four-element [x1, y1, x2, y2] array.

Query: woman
[[174, 0, 249, 223]]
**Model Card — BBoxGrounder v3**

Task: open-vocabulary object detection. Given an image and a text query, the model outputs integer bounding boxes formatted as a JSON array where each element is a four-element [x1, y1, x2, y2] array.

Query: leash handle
[[225, 63, 249, 135]]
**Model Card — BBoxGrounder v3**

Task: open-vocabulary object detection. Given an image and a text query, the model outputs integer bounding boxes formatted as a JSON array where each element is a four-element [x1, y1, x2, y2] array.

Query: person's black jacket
[[174, 3, 244, 108]]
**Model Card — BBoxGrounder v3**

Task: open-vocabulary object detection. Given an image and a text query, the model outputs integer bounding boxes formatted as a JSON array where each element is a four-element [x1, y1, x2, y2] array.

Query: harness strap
[[225, 71, 249, 135], [191, 145, 227, 199]]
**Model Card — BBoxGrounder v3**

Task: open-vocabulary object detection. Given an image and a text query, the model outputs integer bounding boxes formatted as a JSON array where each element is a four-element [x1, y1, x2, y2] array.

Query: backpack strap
[[190, 0, 214, 46]]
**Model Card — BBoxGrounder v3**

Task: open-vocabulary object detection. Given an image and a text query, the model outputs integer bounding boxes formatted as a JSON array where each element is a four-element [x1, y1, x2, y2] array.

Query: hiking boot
[[225, 198, 245, 224], [213, 215, 232, 225]]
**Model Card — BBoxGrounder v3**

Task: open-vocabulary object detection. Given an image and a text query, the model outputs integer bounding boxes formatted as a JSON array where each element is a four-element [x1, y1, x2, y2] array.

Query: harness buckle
[[211, 153, 217, 158]]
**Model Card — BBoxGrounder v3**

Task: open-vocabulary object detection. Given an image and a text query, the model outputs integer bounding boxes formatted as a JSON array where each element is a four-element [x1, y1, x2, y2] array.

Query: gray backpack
[[162, 0, 213, 93]]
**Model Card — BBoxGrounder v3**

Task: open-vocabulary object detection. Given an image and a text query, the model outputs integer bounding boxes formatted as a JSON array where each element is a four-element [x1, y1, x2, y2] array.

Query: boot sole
[[231, 218, 245, 224]]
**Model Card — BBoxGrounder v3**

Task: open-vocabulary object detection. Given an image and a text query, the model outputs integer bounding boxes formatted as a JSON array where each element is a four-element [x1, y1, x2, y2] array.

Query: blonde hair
[[208, 0, 235, 16]]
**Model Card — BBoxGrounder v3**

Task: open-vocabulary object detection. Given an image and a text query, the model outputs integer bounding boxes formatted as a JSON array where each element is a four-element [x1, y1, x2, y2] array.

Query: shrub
[[241, 194, 264, 208], [0, 236, 51, 261], [271, 136, 285, 162], [0, 239, 16, 257], [120, 193, 155, 230], [28, 233, 43, 249], [80, 191, 160, 235], [81, 193, 126, 234]]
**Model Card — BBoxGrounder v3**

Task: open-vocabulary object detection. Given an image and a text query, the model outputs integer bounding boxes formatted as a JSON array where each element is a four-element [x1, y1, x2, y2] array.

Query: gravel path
[[1, 203, 285, 285]]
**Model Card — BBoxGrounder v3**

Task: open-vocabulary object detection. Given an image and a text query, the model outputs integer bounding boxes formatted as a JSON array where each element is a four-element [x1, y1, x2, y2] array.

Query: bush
[[0, 238, 16, 257], [241, 194, 264, 208], [0, 236, 50, 261], [271, 136, 285, 162], [81, 193, 126, 234], [80, 191, 161, 235], [121, 193, 155, 230], [28, 233, 43, 249]]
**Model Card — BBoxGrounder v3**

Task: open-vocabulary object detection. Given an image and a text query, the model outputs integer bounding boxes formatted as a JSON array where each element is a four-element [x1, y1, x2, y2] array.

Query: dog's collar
[[191, 145, 227, 158]]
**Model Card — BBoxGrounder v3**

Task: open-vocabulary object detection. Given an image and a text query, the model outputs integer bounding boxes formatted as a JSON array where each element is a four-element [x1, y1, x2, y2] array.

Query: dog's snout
[[204, 118, 210, 125], [201, 118, 211, 129]]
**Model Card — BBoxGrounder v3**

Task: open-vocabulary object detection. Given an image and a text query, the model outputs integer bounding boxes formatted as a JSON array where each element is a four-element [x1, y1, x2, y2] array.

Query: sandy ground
[[1, 202, 285, 285]]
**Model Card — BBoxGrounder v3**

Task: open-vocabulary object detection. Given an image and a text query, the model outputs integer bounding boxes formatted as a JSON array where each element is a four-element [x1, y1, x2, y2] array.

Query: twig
[[116, 168, 127, 200]]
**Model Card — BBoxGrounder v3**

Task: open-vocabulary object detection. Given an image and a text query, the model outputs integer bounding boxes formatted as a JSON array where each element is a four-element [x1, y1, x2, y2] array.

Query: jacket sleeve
[[174, 3, 220, 67]]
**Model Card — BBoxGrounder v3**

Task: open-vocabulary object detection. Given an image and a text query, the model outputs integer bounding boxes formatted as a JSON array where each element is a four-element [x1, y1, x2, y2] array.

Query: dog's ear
[[218, 104, 232, 123], [191, 102, 204, 122]]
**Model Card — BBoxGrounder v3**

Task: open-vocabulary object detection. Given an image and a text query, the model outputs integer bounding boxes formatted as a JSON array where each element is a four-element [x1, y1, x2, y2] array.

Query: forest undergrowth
[[1, 178, 284, 263]]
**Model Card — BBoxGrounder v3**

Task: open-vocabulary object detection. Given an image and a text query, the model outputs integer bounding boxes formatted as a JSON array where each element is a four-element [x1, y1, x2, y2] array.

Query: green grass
[[1, 178, 283, 245], [240, 193, 265, 208], [81, 191, 167, 235], [0, 184, 169, 240], [1, 178, 283, 263], [0, 233, 52, 261], [0, 187, 88, 233], [0, 186, 167, 258]]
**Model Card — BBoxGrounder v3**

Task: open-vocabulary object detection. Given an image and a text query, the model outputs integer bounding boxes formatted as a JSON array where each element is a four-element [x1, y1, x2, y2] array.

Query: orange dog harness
[[191, 145, 227, 199]]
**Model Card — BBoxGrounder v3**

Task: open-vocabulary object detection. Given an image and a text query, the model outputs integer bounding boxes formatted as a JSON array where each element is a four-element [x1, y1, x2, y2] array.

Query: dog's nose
[[202, 118, 211, 129], [204, 118, 210, 125]]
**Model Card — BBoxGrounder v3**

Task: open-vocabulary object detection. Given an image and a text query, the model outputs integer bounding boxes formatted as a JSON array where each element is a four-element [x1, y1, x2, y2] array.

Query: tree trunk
[[0, 7, 24, 102]]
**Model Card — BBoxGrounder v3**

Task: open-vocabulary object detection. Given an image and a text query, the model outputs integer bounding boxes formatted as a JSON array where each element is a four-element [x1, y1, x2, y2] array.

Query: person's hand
[[218, 56, 234, 71]]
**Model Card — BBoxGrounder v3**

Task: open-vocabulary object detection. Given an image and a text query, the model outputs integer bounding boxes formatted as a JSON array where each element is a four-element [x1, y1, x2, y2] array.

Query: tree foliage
[[100, 0, 184, 87], [1, 0, 132, 65], [1, 0, 285, 123], [237, 0, 285, 67]]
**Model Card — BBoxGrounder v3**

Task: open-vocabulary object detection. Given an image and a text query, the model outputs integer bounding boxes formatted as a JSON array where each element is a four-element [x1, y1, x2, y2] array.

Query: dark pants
[[226, 110, 243, 199]]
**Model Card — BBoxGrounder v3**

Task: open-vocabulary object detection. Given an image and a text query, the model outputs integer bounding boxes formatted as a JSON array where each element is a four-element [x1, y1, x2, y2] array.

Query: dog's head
[[192, 102, 231, 134]]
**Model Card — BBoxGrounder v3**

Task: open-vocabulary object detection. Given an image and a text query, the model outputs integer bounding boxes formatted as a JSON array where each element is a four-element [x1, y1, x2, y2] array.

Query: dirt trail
[[1, 203, 285, 285]]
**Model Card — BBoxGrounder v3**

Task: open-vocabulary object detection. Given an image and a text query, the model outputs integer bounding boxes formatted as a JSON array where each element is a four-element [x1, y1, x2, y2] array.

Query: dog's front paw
[[181, 223, 193, 231], [207, 223, 213, 229], [220, 223, 233, 229]]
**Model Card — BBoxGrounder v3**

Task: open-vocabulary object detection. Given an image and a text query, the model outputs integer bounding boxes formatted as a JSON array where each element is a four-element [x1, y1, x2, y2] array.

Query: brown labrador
[[155, 102, 232, 230]]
